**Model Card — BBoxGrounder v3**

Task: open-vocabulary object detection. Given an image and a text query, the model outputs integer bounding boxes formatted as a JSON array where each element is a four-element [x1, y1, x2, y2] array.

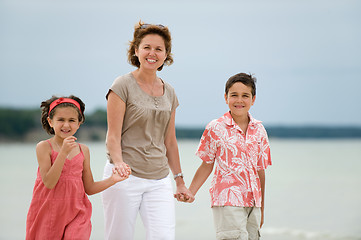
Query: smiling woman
[[135, 34, 168, 78], [102, 21, 192, 240], [127, 21, 173, 72]]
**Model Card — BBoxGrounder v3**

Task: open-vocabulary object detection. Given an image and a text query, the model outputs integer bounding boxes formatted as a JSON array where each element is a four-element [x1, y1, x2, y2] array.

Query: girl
[[26, 95, 131, 240]]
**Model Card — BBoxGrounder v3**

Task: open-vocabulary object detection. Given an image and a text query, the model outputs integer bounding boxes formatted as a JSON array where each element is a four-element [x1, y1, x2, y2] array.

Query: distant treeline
[[176, 126, 361, 139], [0, 107, 108, 142], [1, 107, 361, 142]]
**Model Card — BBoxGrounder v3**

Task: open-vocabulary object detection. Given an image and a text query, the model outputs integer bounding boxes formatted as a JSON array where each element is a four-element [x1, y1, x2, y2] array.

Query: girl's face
[[48, 107, 80, 139], [225, 82, 256, 119], [135, 34, 167, 71]]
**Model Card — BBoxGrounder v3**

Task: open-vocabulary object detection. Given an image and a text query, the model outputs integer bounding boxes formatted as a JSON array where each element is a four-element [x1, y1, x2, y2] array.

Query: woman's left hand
[[175, 185, 194, 203]]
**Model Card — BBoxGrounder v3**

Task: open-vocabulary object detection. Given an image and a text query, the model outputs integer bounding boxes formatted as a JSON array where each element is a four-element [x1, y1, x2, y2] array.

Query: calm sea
[[1, 139, 361, 240]]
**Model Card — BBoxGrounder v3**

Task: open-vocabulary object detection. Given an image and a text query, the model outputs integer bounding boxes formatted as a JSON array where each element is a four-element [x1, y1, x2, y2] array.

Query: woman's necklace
[[139, 75, 157, 96], [146, 79, 156, 96]]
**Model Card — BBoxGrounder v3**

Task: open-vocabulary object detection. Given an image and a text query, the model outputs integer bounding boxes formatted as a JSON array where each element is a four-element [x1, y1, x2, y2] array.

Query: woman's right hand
[[111, 164, 131, 183], [114, 162, 131, 178]]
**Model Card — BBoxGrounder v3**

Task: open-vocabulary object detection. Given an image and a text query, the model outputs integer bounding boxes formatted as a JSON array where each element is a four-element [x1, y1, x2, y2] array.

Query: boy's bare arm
[[188, 161, 214, 200], [258, 169, 266, 227]]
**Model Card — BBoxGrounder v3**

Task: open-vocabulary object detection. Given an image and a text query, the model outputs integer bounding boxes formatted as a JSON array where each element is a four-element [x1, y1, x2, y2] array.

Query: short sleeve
[[257, 125, 272, 170], [164, 82, 179, 112], [172, 93, 179, 112], [195, 121, 218, 164], [105, 75, 129, 103]]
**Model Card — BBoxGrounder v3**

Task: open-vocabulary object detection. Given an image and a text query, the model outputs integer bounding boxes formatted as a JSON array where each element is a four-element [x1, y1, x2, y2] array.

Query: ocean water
[[1, 139, 361, 240]]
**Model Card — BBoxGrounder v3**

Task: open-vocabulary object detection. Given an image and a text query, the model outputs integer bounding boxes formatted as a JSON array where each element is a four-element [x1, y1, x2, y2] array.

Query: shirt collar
[[223, 111, 261, 127]]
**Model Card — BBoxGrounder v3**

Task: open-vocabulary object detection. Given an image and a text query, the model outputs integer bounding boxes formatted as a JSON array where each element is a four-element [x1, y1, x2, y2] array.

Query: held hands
[[111, 162, 131, 183], [174, 186, 195, 203]]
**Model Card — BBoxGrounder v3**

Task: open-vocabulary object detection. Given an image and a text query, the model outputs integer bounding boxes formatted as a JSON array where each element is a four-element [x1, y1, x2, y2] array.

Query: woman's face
[[135, 34, 167, 71]]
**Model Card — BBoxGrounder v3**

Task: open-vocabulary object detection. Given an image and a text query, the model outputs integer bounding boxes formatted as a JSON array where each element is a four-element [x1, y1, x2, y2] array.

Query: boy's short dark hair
[[225, 73, 257, 97]]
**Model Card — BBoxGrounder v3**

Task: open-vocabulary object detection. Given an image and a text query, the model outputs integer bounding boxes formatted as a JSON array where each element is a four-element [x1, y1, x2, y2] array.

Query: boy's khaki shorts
[[212, 206, 261, 240]]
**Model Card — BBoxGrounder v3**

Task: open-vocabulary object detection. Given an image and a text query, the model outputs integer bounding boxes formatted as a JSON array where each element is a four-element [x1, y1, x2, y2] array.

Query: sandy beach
[[1, 139, 361, 239]]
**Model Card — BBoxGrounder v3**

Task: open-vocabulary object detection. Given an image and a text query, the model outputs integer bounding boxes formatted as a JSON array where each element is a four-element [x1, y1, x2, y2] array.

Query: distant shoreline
[[176, 126, 361, 139], [264, 126, 361, 139], [1, 126, 361, 143], [2, 107, 361, 142]]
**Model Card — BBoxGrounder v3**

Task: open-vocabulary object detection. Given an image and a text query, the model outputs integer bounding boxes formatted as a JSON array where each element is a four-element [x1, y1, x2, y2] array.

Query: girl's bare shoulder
[[79, 143, 90, 155], [36, 139, 51, 151]]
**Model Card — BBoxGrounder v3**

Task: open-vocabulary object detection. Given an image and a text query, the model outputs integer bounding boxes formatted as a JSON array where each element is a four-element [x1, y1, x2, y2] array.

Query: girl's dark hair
[[225, 73, 257, 97], [40, 95, 85, 135], [127, 21, 173, 71]]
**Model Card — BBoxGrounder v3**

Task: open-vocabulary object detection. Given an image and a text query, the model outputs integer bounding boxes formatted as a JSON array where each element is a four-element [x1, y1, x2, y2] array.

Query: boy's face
[[224, 82, 256, 119]]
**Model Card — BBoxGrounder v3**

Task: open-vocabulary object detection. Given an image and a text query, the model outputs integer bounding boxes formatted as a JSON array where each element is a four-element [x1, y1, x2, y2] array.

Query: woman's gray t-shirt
[[106, 72, 179, 179]]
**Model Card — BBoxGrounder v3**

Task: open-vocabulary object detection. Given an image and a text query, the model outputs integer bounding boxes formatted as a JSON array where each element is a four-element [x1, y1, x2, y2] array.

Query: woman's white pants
[[101, 162, 175, 240]]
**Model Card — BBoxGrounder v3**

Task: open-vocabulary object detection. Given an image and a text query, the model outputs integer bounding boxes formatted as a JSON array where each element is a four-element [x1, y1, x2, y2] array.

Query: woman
[[102, 21, 192, 240]]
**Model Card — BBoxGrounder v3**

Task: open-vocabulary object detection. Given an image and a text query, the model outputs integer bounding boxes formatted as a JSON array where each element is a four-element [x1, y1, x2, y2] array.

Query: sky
[[1, 0, 360, 127]]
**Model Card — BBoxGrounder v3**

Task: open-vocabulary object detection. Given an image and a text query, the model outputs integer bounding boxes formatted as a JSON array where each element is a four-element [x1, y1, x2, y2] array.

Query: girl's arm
[[106, 91, 129, 176], [258, 169, 266, 228], [81, 144, 130, 195], [186, 161, 214, 202], [165, 110, 193, 201], [37, 137, 77, 189]]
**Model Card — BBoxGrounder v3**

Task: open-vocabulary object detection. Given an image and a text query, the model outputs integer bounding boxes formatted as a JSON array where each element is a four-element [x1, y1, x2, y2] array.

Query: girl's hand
[[111, 167, 130, 182], [60, 136, 78, 155], [114, 162, 131, 177], [112, 163, 131, 182]]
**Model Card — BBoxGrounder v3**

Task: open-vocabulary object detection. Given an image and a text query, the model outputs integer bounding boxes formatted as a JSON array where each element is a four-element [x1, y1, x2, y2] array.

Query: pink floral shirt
[[196, 112, 271, 207]]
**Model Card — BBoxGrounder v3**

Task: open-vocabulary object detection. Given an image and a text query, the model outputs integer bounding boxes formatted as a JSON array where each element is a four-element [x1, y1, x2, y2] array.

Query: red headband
[[48, 98, 81, 115]]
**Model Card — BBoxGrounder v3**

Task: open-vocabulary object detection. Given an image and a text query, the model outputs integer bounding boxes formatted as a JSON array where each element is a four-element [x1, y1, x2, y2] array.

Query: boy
[[177, 73, 271, 240]]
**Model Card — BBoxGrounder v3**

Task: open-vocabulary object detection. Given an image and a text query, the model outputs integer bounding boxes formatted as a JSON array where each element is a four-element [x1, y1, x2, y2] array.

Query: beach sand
[[1, 139, 361, 239]]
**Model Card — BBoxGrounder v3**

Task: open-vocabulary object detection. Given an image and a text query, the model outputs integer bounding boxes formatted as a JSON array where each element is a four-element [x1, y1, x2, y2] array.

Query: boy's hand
[[174, 191, 195, 203]]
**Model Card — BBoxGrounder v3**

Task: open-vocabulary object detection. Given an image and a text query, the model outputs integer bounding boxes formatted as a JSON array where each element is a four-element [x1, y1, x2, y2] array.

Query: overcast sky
[[1, 0, 360, 127]]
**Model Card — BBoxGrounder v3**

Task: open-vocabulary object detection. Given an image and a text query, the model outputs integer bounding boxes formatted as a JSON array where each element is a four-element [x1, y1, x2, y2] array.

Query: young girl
[[26, 95, 131, 240]]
